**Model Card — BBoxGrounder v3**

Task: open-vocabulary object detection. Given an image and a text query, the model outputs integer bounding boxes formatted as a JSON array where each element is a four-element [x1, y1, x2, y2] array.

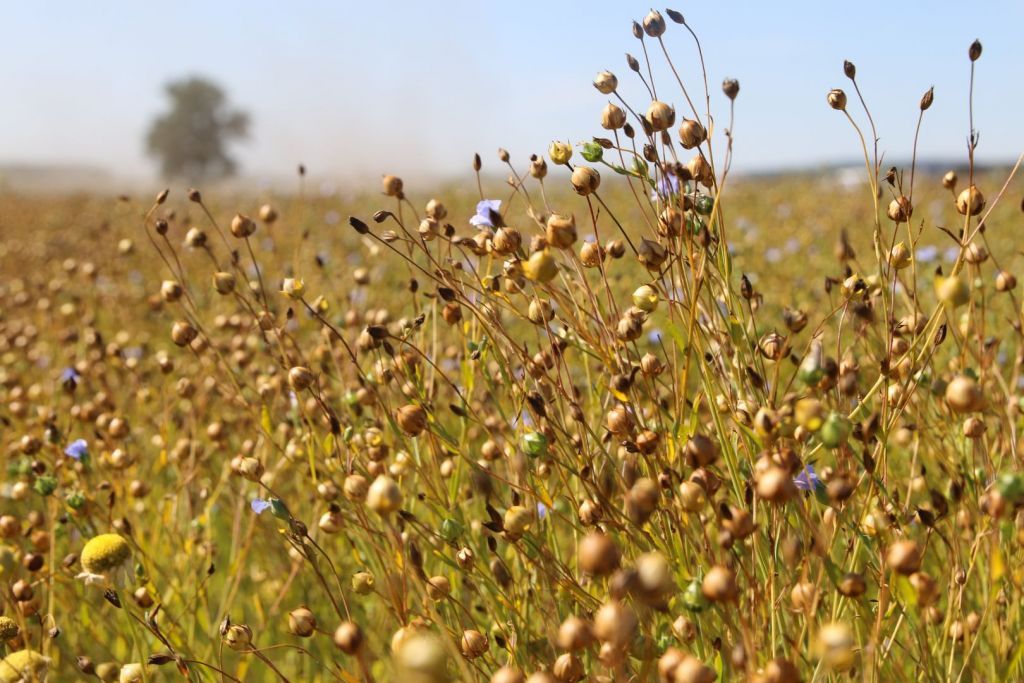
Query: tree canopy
[[146, 76, 249, 181]]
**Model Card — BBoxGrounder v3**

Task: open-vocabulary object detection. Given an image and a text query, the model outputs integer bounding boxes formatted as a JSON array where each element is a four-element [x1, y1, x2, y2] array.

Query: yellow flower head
[[281, 277, 305, 299], [78, 533, 132, 587], [0, 650, 50, 683], [548, 141, 573, 166]]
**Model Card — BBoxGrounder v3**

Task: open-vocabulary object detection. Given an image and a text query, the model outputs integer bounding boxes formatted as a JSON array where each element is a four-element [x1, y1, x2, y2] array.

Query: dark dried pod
[[969, 39, 982, 61], [722, 78, 739, 100], [920, 87, 934, 111], [349, 217, 370, 234]]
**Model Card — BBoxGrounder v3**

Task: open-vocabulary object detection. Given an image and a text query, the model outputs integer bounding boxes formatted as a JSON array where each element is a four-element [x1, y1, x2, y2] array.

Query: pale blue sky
[[3, 1, 1022, 186]]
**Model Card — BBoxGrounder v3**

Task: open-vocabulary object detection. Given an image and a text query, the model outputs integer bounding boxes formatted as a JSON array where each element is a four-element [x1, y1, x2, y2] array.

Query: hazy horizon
[[5, 1, 1023, 190]]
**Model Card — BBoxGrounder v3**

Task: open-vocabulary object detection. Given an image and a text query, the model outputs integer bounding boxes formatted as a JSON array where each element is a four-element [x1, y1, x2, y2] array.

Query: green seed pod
[[521, 431, 548, 457], [819, 412, 851, 448], [681, 577, 709, 612]]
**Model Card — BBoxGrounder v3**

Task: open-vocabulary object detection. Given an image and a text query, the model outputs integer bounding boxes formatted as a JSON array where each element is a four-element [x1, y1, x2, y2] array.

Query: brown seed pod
[[396, 404, 428, 436], [827, 88, 847, 110], [963, 416, 986, 438], [426, 576, 451, 601], [601, 103, 627, 130], [570, 167, 601, 196], [671, 654, 716, 683], [579, 241, 604, 268], [170, 321, 198, 347], [756, 467, 797, 504], [593, 71, 618, 94], [491, 667, 526, 683], [684, 434, 719, 467], [366, 475, 402, 514], [701, 565, 738, 602], [288, 366, 315, 392], [677, 119, 707, 149], [645, 101, 676, 132], [333, 621, 363, 654], [945, 375, 983, 413], [230, 213, 256, 238], [460, 629, 488, 659], [592, 600, 636, 647], [381, 175, 404, 197], [887, 196, 913, 223], [885, 539, 923, 575], [546, 214, 577, 249], [995, 270, 1017, 292], [762, 657, 801, 683], [578, 533, 621, 576], [552, 653, 584, 682], [288, 607, 317, 637], [956, 185, 985, 216], [258, 204, 277, 223], [557, 616, 594, 651], [642, 9, 666, 37]]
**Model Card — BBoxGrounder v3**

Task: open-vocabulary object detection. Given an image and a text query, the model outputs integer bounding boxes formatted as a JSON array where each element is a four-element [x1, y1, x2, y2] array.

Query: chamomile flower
[[77, 533, 132, 587]]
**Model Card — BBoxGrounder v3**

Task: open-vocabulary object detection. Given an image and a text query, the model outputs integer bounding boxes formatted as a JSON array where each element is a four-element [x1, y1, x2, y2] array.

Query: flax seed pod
[[601, 103, 626, 130], [677, 119, 706, 149], [646, 101, 675, 132]]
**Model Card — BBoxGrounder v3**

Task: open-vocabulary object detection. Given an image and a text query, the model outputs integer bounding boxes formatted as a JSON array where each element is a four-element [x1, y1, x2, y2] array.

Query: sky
[[3, 1, 1023, 188]]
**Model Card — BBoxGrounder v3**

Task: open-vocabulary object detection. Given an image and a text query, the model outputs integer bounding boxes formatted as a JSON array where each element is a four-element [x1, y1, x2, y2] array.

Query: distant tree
[[146, 76, 249, 181]]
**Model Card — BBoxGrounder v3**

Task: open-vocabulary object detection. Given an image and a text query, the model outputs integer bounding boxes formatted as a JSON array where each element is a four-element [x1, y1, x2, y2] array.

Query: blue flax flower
[[794, 464, 822, 492], [469, 199, 502, 228], [64, 439, 89, 461]]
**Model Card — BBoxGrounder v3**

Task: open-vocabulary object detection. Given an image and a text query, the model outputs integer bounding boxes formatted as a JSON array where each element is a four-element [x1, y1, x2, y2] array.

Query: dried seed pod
[[396, 404, 428, 436], [592, 600, 636, 647], [956, 185, 985, 216], [333, 621, 364, 654], [460, 629, 488, 659], [995, 270, 1017, 292], [945, 375, 983, 413], [684, 434, 719, 467], [552, 653, 584, 682], [230, 213, 256, 238], [642, 9, 666, 37], [826, 89, 847, 110], [677, 119, 707, 149], [886, 539, 923, 575], [593, 71, 618, 94], [170, 321, 198, 347], [366, 475, 402, 514], [837, 572, 867, 598], [645, 101, 676, 132], [570, 167, 601, 196], [557, 616, 594, 651], [288, 366, 315, 391], [887, 196, 913, 223], [701, 565, 738, 602], [546, 214, 577, 249], [601, 103, 626, 130], [288, 607, 317, 637], [578, 533, 621, 576], [382, 175, 403, 197]]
